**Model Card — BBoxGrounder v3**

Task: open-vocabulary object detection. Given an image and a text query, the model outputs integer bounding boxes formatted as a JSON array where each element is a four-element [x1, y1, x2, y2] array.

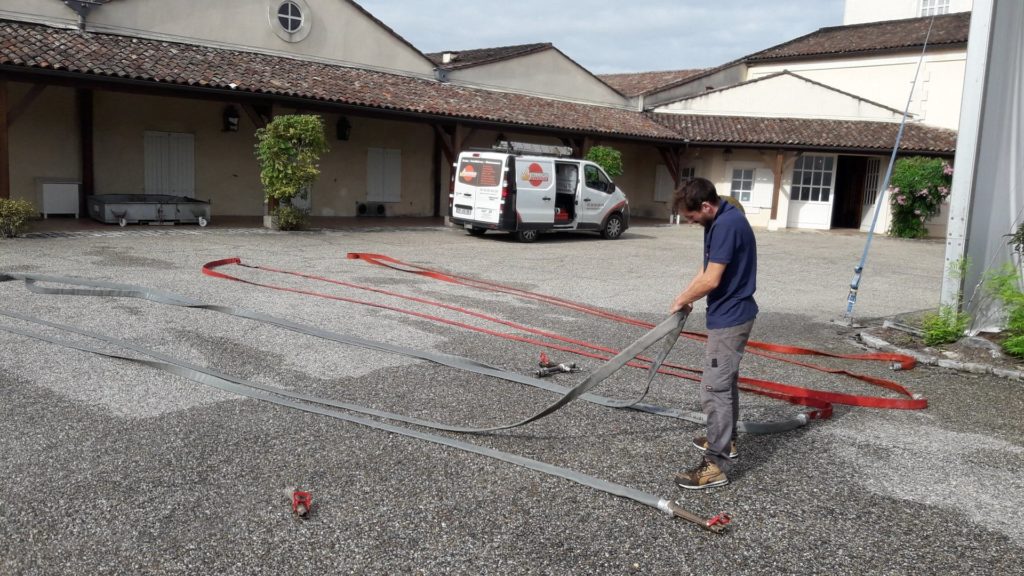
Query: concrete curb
[[858, 332, 1024, 381]]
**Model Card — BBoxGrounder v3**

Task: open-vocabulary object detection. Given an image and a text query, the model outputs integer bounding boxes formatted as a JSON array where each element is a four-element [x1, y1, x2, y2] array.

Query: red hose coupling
[[707, 512, 731, 528], [292, 489, 312, 517]]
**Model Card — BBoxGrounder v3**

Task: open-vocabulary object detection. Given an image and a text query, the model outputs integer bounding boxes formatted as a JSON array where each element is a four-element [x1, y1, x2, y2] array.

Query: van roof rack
[[492, 141, 574, 158]]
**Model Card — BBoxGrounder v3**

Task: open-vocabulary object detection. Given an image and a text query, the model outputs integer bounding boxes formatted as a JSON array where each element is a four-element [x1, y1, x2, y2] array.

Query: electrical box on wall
[[38, 180, 80, 218]]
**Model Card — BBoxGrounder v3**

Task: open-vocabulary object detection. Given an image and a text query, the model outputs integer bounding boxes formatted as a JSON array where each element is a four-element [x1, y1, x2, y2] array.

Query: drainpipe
[[62, 1, 105, 30]]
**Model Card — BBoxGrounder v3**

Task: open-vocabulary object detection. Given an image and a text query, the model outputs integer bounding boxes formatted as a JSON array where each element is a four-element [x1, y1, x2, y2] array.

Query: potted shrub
[[254, 114, 328, 230]]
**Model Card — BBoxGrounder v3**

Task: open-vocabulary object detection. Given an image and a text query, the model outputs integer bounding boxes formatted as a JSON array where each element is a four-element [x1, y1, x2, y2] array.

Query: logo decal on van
[[460, 164, 477, 183], [520, 163, 550, 187]]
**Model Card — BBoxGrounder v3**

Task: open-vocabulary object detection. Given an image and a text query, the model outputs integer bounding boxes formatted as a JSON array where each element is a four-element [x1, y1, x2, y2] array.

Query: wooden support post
[[0, 79, 9, 199], [657, 146, 682, 188], [241, 103, 271, 129], [77, 89, 94, 216], [7, 84, 45, 129], [433, 124, 455, 166], [770, 149, 784, 221]]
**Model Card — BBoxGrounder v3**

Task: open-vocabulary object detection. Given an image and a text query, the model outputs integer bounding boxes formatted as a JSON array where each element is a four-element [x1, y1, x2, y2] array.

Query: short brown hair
[[672, 177, 720, 214]]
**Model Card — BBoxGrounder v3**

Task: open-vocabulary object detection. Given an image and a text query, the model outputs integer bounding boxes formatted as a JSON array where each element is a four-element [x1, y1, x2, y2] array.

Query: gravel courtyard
[[1, 222, 1022, 575]]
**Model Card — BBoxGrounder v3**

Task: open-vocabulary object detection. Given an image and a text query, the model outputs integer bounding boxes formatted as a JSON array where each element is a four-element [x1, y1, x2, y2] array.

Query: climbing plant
[[887, 156, 953, 238]]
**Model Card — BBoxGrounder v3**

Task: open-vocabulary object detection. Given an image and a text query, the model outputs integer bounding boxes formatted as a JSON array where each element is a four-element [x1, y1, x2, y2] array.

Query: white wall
[[0, 0, 73, 26], [656, 73, 903, 121], [642, 64, 748, 110], [843, 0, 974, 24], [446, 49, 627, 106], [747, 49, 966, 129], [0, 0, 435, 76], [942, 0, 1024, 330]]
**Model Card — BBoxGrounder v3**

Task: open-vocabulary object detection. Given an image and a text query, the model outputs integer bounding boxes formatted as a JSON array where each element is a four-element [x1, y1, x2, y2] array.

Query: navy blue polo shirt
[[703, 201, 758, 329]]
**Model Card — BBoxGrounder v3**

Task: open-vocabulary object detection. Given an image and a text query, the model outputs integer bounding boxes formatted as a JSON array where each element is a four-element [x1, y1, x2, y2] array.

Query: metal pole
[[843, 16, 937, 322]]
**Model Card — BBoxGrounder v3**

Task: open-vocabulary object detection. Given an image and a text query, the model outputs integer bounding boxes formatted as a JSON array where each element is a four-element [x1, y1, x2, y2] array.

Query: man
[[669, 177, 758, 490]]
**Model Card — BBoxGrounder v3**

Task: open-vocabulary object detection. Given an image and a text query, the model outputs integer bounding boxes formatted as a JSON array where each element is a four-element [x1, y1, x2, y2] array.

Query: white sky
[[357, 0, 847, 74]]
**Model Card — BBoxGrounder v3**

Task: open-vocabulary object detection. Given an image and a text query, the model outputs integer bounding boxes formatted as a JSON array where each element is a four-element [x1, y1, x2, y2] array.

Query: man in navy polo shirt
[[668, 177, 758, 490]]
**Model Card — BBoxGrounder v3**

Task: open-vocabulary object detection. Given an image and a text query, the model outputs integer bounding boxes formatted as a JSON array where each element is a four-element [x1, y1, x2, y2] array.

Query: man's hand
[[669, 299, 693, 315]]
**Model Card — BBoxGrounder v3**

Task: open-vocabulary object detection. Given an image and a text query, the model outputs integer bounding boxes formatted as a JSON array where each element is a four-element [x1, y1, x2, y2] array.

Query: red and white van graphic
[[520, 163, 550, 187]]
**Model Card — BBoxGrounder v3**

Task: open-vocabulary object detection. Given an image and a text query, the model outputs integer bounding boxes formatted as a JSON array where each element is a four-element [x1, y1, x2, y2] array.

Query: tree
[[254, 115, 329, 229], [585, 145, 624, 178]]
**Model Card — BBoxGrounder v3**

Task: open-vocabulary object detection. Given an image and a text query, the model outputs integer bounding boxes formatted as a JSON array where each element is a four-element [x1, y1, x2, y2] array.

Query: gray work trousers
[[699, 319, 754, 473]]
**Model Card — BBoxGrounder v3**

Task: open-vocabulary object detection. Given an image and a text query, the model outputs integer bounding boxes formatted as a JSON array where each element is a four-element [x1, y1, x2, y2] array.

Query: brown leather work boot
[[674, 457, 729, 490]]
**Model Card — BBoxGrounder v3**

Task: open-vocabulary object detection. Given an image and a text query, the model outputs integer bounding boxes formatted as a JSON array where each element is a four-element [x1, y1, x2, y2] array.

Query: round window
[[277, 1, 303, 32], [268, 0, 311, 42]]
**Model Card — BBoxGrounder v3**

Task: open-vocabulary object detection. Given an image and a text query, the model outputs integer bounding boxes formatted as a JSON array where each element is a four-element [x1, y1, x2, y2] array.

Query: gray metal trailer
[[87, 194, 211, 227]]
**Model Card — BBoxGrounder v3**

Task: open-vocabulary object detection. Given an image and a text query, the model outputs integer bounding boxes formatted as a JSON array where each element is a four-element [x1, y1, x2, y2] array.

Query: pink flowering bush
[[888, 156, 953, 238]]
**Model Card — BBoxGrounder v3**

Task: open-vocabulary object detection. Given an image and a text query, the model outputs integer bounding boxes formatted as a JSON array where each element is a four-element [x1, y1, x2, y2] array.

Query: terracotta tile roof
[[747, 11, 970, 62], [426, 43, 553, 70], [598, 69, 707, 97], [651, 113, 957, 154], [636, 12, 971, 98], [0, 21, 677, 139]]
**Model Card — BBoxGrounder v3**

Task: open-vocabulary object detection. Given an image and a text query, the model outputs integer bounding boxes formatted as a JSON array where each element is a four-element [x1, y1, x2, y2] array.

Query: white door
[[786, 154, 836, 229], [579, 163, 615, 224], [144, 131, 195, 196], [859, 157, 883, 230], [454, 154, 505, 224], [513, 157, 555, 225]]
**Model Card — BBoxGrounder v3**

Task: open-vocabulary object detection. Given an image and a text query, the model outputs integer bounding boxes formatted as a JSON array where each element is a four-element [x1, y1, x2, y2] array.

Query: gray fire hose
[[0, 273, 808, 434]]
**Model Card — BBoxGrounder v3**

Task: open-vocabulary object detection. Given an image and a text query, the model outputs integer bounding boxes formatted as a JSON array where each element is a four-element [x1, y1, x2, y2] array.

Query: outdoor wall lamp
[[336, 116, 352, 141], [223, 105, 240, 132]]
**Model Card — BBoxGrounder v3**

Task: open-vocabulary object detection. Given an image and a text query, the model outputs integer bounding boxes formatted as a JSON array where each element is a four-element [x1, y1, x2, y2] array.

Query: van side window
[[584, 165, 611, 193]]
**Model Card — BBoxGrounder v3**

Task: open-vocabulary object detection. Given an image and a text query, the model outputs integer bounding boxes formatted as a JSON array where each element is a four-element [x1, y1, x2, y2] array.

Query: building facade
[[0, 0, 958, 235]]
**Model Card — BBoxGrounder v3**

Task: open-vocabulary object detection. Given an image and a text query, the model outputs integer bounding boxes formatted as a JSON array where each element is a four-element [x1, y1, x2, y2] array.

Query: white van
[[449, 143, 630, 242]]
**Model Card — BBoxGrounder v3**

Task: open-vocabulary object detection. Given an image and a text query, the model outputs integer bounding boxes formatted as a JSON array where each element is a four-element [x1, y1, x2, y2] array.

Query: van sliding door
[[512, 158, 555, 226]]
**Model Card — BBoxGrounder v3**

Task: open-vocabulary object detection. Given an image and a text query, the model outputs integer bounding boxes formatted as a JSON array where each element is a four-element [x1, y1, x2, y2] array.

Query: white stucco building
[[0, 0, 959, 235]]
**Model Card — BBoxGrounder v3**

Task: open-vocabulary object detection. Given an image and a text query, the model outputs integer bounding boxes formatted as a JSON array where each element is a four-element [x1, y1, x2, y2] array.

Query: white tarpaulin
[[942, 0, 1024, 333]]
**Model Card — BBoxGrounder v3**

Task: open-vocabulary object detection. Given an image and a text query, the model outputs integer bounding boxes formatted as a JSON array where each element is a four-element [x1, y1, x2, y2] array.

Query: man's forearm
[[672, 274, 716, 310]]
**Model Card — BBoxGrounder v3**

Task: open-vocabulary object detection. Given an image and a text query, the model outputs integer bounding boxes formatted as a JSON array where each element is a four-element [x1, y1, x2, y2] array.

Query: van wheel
[[515, 229, 539, 243], [467, 227, 487, 236], [601, 214, 624, 239]]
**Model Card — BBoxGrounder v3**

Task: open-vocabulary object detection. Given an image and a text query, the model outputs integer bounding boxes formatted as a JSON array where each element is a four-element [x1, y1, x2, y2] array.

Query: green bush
[[888, 156, 952, 238], [0, 198, 36, 238], [985, 264, 1024, 357], [254, 115, 329, 203], [921, 257, 970, 346], [584, 146, 623, 178], [921, 306, 969, 346], [1005, 222, 1024, 256], [273, 202, 307, 231]]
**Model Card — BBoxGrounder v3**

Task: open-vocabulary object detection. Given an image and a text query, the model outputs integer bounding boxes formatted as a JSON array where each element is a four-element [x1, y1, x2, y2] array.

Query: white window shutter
[[367, 148, 401, 203], [367, 148, 384, 202], [752, 168, 774, 207], [654, 164, 673, 202], [383, 149, 401, 203], [144, 131, 167, 194], [169, 133, 196, 195], [144, 131, 195, 196]]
